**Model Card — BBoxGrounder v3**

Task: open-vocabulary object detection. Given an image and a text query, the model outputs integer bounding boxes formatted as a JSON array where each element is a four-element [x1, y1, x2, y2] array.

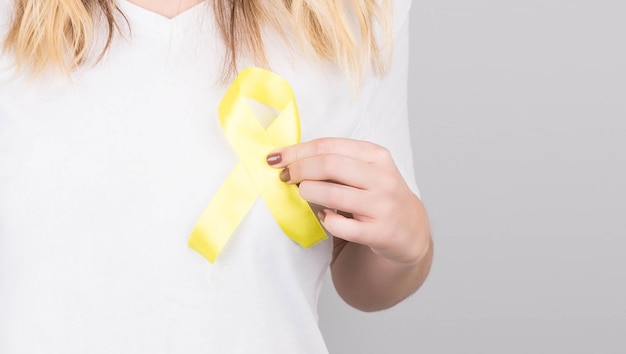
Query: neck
[[127, 0, 204, 19]]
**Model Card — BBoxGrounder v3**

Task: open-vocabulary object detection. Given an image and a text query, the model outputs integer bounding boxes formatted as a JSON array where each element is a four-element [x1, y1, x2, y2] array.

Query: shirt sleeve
[[354, 0, 421, 198]]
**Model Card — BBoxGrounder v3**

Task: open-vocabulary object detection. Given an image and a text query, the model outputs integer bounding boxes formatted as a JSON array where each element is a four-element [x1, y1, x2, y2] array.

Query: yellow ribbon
[[188, 67, 328, 263]]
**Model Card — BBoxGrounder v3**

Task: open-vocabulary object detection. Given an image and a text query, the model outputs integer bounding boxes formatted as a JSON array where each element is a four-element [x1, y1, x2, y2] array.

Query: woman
[[0, 0, 433, 352]]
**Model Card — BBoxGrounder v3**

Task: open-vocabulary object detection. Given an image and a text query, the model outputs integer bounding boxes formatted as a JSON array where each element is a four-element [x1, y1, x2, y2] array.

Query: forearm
[[331, 204, 433, 312]]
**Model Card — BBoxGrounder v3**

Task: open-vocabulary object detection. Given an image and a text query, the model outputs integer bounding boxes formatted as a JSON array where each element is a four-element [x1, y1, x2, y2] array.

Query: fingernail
[[318, 209, 326, 222], [279, 168, 290, 182], [266, 153, 282, 165]]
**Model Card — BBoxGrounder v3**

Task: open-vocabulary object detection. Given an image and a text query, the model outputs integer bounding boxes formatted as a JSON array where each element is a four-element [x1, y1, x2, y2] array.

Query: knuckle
[[315, 138, 334, 155], [378, 198, 395, 217], [288, 163, 301, 181], [320, 155, 341, 177], [383, 174, 401, 194], [375, 170, 397, 193], [373, 145, 392, 161], [291, 145, 301, 162], [325, 187, 345, 208]]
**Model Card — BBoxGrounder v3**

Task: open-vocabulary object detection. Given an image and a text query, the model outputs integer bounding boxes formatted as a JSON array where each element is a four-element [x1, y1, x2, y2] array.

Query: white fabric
[[0, 1, 416, 353]]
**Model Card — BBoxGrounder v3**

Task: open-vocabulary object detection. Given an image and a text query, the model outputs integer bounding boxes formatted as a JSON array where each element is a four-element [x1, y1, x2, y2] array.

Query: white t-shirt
[[0, 1, 417, 353]]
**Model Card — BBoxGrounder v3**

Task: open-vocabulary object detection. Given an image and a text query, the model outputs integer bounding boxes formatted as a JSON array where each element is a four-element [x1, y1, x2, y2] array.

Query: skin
[[130, 0, 434, 311], [268, 138, 433, 311], [128, 0, 203, 18]]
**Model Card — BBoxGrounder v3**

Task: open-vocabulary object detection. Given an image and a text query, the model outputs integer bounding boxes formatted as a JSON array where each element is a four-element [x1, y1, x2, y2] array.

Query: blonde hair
[[2, 0, 392, 83]]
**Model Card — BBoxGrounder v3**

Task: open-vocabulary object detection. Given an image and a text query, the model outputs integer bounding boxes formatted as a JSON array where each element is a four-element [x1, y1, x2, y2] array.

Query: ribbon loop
[[189, 68, 327, 263]]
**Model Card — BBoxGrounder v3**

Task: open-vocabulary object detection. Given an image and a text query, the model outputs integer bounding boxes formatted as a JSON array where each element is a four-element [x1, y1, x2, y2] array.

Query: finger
[[318, 209, 375, 246], [266, 137, 390, 168], [280, 154, 374, 189], [298, 180, 377, 217]]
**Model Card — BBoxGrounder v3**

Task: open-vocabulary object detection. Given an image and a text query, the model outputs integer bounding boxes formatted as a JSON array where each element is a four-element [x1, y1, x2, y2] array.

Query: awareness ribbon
[[188, 67, 328, 263]]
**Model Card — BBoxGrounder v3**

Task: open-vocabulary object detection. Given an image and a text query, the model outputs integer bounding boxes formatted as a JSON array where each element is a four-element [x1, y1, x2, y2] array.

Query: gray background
[[319, 0, 626, 353]]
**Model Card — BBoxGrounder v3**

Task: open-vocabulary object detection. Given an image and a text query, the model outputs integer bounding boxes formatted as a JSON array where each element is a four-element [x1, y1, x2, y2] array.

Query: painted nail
[[318, 209, 326, 222], [279, 168, 290, 182], [266, 153, 282, 165]]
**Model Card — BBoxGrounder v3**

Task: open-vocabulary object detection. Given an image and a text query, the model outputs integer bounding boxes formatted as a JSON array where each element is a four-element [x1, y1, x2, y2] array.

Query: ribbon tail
[[189, 163, 258, 263]]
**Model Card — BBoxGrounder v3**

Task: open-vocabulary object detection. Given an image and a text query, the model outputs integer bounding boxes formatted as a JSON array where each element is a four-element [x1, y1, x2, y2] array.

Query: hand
[[266, 137, 430, 265]]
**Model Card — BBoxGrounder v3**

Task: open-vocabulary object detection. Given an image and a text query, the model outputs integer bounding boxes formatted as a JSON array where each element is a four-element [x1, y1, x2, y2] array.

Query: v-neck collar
[[118, 0, 210, 36]]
